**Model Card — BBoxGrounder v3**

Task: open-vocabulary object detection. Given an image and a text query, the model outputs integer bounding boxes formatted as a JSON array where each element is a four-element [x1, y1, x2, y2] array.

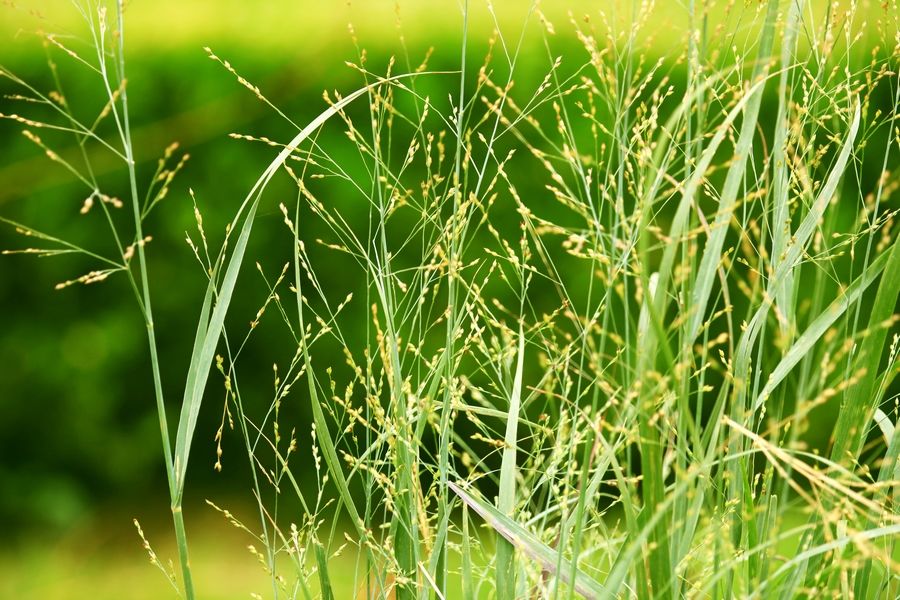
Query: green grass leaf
[[450, 481, 607, 599], [496, 326, 526, 599]]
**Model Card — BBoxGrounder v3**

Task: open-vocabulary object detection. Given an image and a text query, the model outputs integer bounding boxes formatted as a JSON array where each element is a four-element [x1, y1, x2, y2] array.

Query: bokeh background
[[0, 1, 895, 598]]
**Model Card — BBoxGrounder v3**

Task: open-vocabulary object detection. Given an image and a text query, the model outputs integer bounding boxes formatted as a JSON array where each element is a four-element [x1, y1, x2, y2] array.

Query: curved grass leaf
[[173, 71, 442, 499], [752, 246, 890, 413], [740, 102, 861, 408], [831, 216, 900, 461], [497, 326, 526, 598], [449, 481, 607, 599]]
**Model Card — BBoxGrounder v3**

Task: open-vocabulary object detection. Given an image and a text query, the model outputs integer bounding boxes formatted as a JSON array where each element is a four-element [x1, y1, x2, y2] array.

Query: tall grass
[[3, 0, 900, 598]]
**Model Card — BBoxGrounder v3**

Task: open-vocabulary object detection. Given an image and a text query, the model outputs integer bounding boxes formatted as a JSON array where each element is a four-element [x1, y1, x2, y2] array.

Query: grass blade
[[740, 102, 861, 411], [174, 195, 258, 497], [831, 225, 900, 462], [496, 326, 525, 598], [752, 246, 890, 413], [770, 0, 805, 341], [314, 539, 335, 600], [685, 0, 779, 344], [450, 481, 607, 599]]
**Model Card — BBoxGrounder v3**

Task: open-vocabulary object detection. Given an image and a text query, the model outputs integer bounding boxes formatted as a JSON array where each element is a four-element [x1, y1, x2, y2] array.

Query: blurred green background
[[0, 1, 896, 598]]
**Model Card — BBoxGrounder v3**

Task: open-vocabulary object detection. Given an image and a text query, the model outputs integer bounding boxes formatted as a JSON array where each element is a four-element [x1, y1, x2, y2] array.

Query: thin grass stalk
[[111, 1, 195, 596], [432, 3, 469, 593]]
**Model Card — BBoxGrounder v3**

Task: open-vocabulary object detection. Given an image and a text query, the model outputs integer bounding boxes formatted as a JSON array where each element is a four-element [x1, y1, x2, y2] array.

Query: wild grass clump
[[3, 0, 900, 598]]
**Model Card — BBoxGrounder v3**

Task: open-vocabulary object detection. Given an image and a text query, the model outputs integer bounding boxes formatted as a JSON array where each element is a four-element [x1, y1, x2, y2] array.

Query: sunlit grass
[[2, 0, 900, 598]]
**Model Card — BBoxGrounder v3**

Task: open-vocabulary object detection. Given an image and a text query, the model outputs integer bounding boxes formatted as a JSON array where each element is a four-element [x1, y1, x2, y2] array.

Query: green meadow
[[1, 1, 899, 598]]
